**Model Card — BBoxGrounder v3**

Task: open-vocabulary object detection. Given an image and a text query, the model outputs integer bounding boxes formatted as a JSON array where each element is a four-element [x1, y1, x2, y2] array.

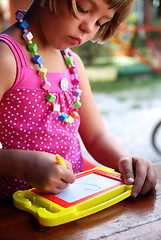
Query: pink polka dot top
[[0, 34, 83, 198]]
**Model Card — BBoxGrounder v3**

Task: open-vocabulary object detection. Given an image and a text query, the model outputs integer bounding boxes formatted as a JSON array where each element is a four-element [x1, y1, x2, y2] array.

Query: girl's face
[[39, 0, 115, 50]]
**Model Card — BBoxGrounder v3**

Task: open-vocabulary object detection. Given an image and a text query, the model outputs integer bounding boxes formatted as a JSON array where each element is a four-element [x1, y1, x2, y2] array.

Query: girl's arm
[[76, 53, 156, 197], [0, 149, 75, 194], [76, 53, 131, 168]]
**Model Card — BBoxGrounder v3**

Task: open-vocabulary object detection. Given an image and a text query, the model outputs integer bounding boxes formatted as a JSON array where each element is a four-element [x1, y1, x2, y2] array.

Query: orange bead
[[38, 67, 47, 77], [70, 111, 79, 119]]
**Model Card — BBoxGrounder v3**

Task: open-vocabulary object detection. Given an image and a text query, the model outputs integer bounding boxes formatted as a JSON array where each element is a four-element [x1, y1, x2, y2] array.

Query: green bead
[[43, 76, 47, 81], [73, 100, 81, 109], [33, 51, 38, 56], [65, 57, 74, 67], [28, 43, 38, 53], [46, 93, 56, 102]]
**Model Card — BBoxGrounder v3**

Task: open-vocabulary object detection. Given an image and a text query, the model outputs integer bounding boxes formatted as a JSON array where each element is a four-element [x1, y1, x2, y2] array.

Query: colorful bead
[[73, 100, 81, 109], [46, 93, 56, 102], [38, 67, 47, 77], [18, 21, 29, 30], [72, 78, 80, 85], [23, 29, 28, 33], [27, 40, 32, 45], [61, 49, 68, 55], [16, 12, 24, 21], [66, 116, 74, 124], [16, 10, 82, 124], [33, 55, 43, 65], [39, 64, 43, 68], [65, 57, 74, 66], [33, 51, 37, 56], [59, 112, 68, 122], [15, 9, 24, 15], [28, 43, 38, 53], [41, 80, 51, 90], [73, 88, 82, 97], [69, 67, 78, 74], [53, 104, 60, 112], [23, 31, 33, 41], [70, 111, 79, 119]]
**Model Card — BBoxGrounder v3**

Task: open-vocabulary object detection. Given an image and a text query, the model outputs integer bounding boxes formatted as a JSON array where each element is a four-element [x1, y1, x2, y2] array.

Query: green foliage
[[90, 74, 161, 94], [147, 18, 161, 39], [126, 12, 138, 25], [72, 41, 110, 66]]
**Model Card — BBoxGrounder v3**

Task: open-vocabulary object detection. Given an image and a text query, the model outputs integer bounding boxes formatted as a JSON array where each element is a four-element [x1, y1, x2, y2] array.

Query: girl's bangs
[[41, 0, 77, 16]]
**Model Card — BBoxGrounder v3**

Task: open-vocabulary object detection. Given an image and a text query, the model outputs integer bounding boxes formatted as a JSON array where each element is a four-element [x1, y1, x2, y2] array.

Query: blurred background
[[1, 0, 161, 165]]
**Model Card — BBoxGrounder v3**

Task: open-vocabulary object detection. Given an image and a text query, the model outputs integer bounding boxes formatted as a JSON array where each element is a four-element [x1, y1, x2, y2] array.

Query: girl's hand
[[118, 157, 157, 198], [24, 151, 75, 194]]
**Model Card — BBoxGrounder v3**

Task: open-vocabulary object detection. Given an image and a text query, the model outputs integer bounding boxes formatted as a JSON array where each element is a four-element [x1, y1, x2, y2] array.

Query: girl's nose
[[79, 20, 95, 34]]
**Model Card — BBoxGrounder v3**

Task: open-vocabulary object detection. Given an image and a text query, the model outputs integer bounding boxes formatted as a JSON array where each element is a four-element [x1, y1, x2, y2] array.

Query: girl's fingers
[[139, 166, 157, 195], [64, 160, 73, 172], [131, 157, 156, 197], [118, 157, 135, 185], [118, 157, 156, 198], [131, 158, 147, 197], [58, 165, 76, 184]]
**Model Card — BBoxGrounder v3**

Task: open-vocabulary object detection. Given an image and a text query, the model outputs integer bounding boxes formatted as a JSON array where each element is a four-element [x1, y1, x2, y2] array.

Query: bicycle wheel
[[152, 121, 161, 155]]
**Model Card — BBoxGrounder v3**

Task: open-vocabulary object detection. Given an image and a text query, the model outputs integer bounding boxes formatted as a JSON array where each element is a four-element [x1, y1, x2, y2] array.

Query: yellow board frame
[[13, 167, 133, 227]]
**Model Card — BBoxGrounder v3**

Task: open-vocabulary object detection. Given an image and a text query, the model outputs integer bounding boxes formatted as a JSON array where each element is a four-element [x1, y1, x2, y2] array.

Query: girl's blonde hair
[[40, 0, 135, 43]]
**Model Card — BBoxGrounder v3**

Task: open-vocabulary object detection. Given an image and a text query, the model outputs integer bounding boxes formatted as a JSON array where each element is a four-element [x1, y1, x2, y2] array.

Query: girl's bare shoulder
[[0, 39, 17, 98], [73, 52, 84, 68]]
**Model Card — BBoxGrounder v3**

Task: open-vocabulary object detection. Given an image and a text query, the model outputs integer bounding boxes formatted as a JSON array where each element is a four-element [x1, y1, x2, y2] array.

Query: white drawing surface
[[55, 173, 120, 203]]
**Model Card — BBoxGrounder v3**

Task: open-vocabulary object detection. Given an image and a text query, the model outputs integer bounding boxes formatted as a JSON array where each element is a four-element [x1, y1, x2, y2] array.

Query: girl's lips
[[69, 36, 82, 45]]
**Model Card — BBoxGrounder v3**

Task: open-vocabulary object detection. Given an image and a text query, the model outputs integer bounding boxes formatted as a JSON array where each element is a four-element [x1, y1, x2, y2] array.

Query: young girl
[[0, 0, 156, 199]]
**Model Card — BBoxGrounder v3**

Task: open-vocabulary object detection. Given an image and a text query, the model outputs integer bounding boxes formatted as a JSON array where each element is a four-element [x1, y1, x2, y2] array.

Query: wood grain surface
[[0, 162, 160, 240]]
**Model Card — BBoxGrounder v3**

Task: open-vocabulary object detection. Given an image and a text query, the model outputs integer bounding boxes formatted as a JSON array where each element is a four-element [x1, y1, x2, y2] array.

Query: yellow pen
[[0, 142, 3, 149], [56, 154, 66, 168]]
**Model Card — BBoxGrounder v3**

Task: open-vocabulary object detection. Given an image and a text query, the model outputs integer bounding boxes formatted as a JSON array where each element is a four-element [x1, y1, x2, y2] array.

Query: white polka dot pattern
[[0, 36, 83, 198], [0, 87, 83, 198], [0, 86, 84, 198]]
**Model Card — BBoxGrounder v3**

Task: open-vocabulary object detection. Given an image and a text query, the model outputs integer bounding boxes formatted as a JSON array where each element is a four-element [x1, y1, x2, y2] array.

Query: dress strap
[[0, 34, 30, 68]]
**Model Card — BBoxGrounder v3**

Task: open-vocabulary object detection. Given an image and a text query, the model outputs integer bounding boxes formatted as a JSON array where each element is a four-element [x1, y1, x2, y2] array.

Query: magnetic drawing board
[[55, 173, 120, 203], [31, 168, 123, 207], [13, 167, 133, 227]]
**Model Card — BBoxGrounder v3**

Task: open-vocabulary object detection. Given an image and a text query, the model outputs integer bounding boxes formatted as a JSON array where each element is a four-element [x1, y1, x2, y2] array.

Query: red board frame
[[32, 169, 124, 208]]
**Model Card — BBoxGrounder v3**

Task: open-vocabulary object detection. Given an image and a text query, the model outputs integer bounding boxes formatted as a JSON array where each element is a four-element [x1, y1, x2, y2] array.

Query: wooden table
[[1, 162, 161, 240]]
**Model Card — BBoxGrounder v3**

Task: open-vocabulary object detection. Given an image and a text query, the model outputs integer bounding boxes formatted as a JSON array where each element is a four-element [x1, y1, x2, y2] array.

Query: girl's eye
[[96, 21, 101, 27], [76, 3, 88, 13], [96, 20, 111, 27]]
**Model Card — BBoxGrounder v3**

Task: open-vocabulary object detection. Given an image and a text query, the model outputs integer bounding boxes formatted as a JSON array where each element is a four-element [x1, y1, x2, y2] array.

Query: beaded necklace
[[15, 9, 82, 124]]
